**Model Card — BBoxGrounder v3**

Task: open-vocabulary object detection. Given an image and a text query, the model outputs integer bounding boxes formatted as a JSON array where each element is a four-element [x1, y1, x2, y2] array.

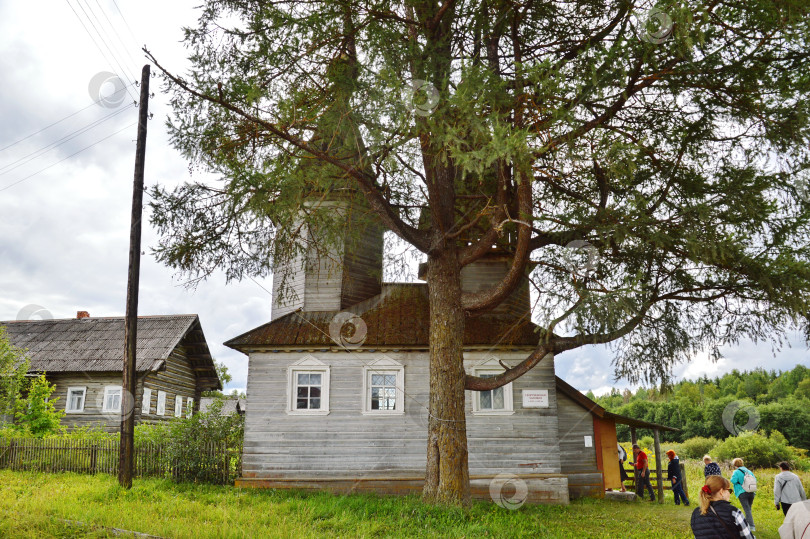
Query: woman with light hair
[[691, 475, 755, 538], [731, 457, 758, 532], [703, 454, 722, 477]]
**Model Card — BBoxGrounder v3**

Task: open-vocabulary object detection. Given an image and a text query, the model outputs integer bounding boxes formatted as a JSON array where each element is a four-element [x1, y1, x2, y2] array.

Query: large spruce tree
[[148, 0, 810, 505]]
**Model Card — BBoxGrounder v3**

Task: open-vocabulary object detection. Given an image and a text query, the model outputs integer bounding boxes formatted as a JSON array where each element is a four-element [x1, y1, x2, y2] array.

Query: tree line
[[589, 364, 810, 450]]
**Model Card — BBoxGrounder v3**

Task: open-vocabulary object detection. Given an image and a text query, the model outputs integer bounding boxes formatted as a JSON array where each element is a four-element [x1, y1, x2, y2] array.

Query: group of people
[[617, 445, 808, 538], [691, 456, 808, 538], [618, 444, 689, 505]]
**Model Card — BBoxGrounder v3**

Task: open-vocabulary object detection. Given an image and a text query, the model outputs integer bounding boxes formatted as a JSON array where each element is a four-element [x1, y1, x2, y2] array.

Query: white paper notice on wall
[[584, 436, 593, 448], [522, 389, 549, 408]]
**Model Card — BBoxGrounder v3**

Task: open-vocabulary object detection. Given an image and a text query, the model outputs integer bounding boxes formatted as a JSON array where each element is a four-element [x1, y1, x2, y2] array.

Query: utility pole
[[119, 64, 150, 488]]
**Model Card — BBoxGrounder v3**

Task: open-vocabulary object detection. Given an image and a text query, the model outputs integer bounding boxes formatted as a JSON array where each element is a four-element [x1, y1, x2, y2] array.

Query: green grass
[[0, 463, 805, 538]]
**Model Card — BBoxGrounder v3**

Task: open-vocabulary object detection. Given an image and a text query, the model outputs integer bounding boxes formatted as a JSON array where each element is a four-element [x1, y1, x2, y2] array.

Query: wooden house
[[1, 313, 221, 431], [225, 203, 674, 503]]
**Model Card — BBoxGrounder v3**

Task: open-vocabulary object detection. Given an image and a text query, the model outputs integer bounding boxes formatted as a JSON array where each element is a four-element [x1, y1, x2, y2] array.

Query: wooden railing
[[0, 437, 241, 485], [623, 463, 689, 496]]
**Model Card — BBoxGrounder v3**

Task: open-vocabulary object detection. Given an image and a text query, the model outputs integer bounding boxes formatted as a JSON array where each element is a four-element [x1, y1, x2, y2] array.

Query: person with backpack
[[691, 475, 756, 538], [731, 457, 758, 532], [774, 461, 808, 516]]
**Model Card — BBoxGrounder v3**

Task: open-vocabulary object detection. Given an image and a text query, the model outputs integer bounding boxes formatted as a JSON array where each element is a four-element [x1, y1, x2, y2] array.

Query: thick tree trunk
[[422, 246, 471, 506]]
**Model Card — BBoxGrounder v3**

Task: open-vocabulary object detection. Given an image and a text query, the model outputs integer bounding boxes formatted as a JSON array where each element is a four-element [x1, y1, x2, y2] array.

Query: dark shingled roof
[[225, 283, 540, 351], [0, 315, 218, 385]]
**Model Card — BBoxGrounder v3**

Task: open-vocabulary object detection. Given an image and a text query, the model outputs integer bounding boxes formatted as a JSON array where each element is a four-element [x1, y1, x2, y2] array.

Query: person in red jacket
[[632, 444, 655, 501]]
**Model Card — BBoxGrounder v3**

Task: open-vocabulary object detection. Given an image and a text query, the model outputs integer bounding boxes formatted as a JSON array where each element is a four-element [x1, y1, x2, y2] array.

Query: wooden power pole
[[119, 64, 150, 488]]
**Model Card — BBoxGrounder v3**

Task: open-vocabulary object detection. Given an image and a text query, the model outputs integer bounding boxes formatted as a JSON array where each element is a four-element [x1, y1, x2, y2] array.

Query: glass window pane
[[297, 386, 308, 398], [371, 374, 383, 385], [492, 387, 504, 409], [309, 387, 320, 398], [310, 373, 321, 385], [310, 398, 320, 409], [371, 387, 380, 399], [297, 373, 309, 385], [480, 391, 492, 409], [296, 398, 308, 409], [384, 375, 396, 386]]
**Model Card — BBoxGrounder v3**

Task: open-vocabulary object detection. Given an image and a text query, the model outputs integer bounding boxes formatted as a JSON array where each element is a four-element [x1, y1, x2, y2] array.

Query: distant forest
[[589, 364, 810, 450]]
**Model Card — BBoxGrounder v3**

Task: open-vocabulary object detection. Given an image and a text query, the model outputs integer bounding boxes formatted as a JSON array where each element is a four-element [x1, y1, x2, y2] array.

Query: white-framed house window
[[65, 387, 86, 413], [470, 358, 514, 415], [361, 357, 404, 415], [142, 388, 152, 415], [175, 395, 183, 418], [156, 390, 166, 416], [186, 397, 194, 418], [287, 356, 330, 415], [102, 386, 123, 413]]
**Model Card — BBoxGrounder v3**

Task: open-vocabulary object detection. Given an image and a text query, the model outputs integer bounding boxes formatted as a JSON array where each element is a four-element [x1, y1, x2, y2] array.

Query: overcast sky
[[0, 1, 806, 397]]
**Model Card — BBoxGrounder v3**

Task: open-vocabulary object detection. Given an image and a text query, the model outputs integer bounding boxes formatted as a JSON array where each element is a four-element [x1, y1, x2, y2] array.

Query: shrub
[[713, 430, 794, 468], [638, 435, 654, 449], [13, 375, 64, 437], [678, 436, 719, 459]]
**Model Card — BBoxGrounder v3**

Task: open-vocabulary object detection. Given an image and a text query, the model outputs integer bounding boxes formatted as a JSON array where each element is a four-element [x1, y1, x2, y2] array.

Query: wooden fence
[[0, 437, 241, 485]]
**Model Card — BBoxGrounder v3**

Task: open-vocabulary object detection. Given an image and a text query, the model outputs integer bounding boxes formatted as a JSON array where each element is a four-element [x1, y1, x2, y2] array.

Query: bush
[[638, 435, 654, 449], [679, 436, 719, 459], [713, 430, 794, 468]]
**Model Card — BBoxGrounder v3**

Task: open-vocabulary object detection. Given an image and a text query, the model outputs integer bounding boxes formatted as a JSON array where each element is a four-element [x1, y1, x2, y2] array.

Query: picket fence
[[0, 437, 241, 485]]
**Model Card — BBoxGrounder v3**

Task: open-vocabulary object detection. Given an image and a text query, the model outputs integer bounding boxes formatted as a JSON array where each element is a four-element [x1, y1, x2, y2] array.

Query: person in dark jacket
[[703, 455, 722, 477], [691, 475, 755, 538], [666, 450, 690, 506]]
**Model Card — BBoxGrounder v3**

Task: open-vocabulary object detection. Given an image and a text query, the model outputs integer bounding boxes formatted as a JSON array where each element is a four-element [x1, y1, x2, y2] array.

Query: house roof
[[0, 315, 221, 389], [199, 397, 246, 415], [555, 376, 679, 432], [225, 283, 540, 351]]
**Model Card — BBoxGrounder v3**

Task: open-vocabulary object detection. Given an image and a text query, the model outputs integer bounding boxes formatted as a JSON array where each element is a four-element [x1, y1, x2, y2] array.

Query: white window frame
[[287, 356, 330, 415], [102, 386, 123, 414], [470, 359, 515, 415], [174, 395, 183, 418], [156, 390, 166, 416], [142, 388, 152, 415], [186, 397, 193, 418], [65, 387, 86, 413], [361, 357, 405, 415]]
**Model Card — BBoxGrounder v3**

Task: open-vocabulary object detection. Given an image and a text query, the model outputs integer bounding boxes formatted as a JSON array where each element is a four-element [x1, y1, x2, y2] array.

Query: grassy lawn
[[0, 464, 804, 538]]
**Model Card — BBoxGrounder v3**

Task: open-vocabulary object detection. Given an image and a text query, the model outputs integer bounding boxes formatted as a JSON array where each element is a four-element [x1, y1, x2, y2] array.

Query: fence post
[[680, 462, 688, 497], [653, 429, 664, 504], [90, 444, 98, 475]]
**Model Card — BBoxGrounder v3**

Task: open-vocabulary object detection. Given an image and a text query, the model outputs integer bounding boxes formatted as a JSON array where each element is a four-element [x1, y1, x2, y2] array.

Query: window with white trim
[[175, 395, 183, 417], [287, 356, 330, 415], [142, 388, 152, 415], [102, 386, 123, 413], [361, 357, 404, 415], [65, 387, 86, 413], [470, 359, 514, 415], [186, 397, 193, 418], [156, 391, 166, 416]]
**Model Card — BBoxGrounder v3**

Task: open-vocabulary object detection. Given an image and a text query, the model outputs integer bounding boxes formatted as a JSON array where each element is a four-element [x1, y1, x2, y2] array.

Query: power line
[[110, 0, 141, 50], [0, 122, 136, 193], [74, 0, 139, 85], [0, 105, 131, 176], [63, 0, 138, 101], [78, 0, 139, 83], [0, 82, 135, 154], [91, 0, 141, 70]]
